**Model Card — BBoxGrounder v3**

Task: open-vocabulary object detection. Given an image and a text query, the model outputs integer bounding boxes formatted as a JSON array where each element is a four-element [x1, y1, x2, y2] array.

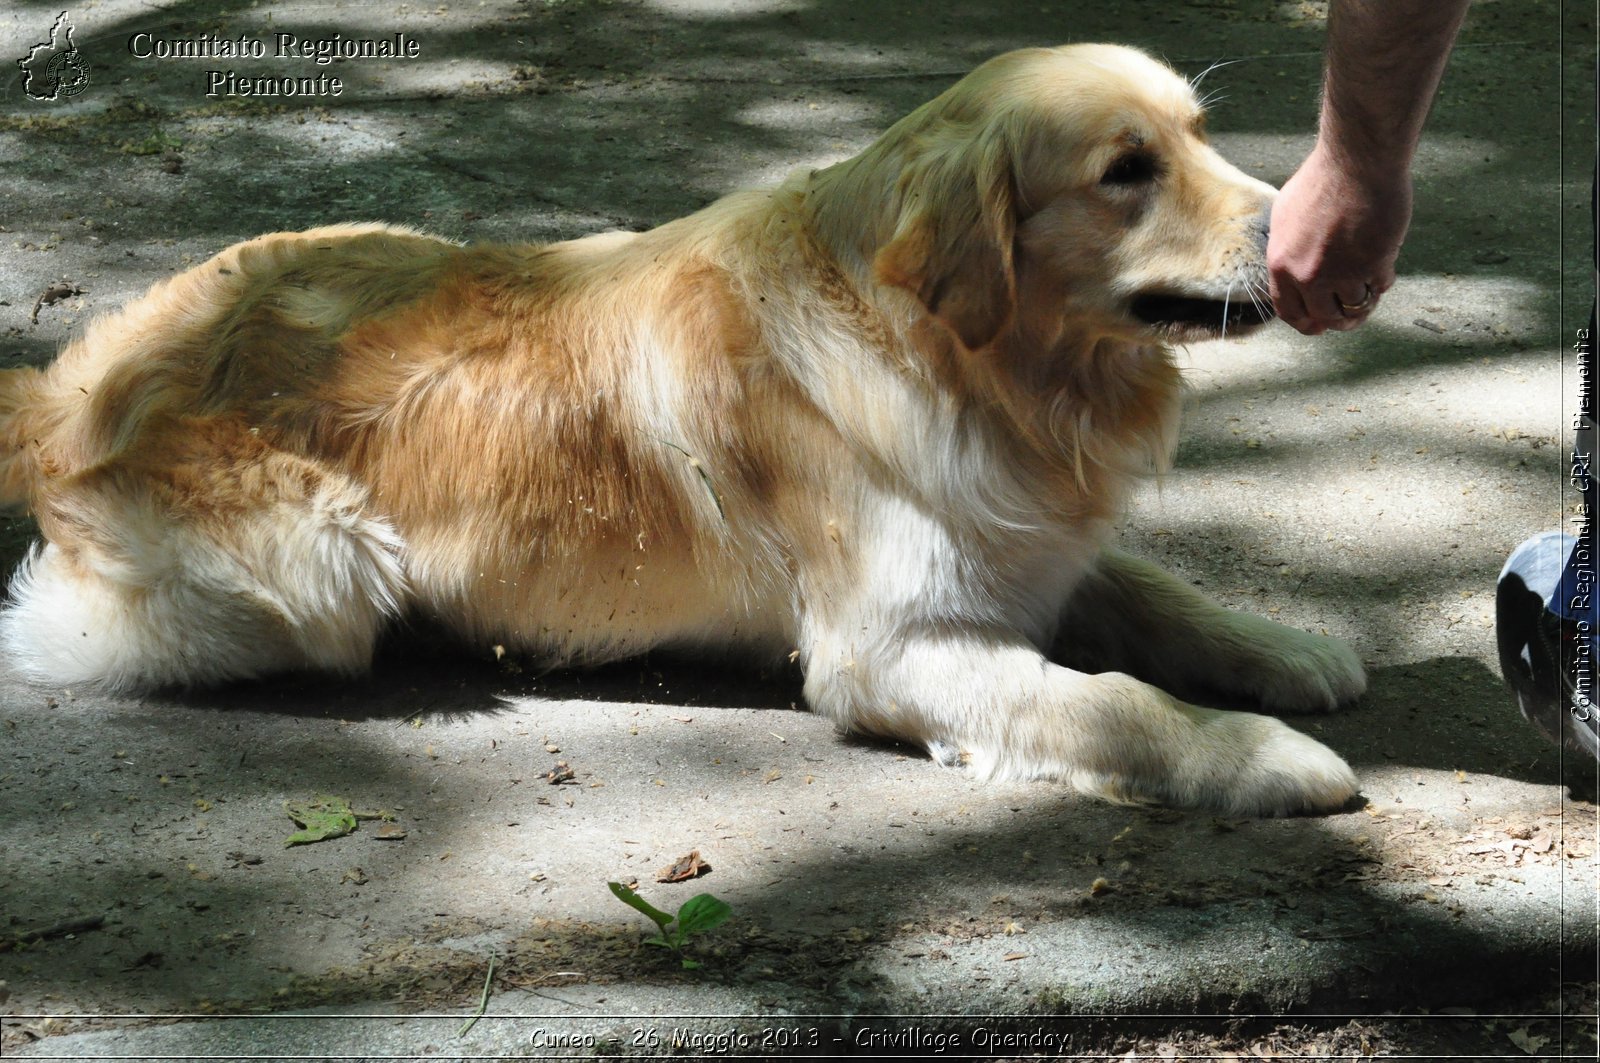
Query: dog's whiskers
[[1245, 276, 1272, 322], [1188, 58, 1242, 95], [1216, 273, 1274, 340]]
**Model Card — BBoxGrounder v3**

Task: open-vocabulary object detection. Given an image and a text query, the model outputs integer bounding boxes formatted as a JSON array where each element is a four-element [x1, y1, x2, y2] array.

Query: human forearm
[[1267, 0, 1470, 334], [1318, 0, 1471, 179]]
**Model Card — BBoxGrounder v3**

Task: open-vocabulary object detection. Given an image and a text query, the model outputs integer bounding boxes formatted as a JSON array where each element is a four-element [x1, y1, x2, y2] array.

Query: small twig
[[524, 987, 598, 1008], [9, 915, 106, 947], [1295, 928, 1376, 942], [649, 437, 727, 523], [456, 954, 497, 1039]]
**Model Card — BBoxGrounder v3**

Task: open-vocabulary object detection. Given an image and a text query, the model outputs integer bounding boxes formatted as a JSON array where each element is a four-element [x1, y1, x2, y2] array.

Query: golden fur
[[0, 45, 1365, 814]]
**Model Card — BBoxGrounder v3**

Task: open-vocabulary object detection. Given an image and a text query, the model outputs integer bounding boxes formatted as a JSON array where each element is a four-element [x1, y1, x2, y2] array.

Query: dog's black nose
[[1249, 202, 1272, 251]]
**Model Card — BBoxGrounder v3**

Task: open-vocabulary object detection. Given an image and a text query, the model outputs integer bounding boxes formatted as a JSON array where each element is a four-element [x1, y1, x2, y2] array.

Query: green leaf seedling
[[608, 881, 732, 969]]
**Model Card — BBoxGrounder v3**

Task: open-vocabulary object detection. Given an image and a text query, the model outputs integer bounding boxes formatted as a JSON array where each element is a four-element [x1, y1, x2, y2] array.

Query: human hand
[[1267, 144, 1413, 335]]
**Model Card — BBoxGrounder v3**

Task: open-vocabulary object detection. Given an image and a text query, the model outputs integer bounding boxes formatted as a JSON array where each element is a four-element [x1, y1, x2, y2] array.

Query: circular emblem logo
[[45, 48, 91, 98]]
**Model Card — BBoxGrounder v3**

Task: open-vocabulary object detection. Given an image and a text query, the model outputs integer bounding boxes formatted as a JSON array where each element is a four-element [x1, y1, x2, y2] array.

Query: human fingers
[[1327, 283, 1379, 331], [1268, 259, 1325, 335]]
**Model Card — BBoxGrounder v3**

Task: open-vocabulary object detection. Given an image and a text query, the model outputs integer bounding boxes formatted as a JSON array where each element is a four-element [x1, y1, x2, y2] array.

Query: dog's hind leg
[[0, 417, 407, 692], [1052, 548, 1366, 714]]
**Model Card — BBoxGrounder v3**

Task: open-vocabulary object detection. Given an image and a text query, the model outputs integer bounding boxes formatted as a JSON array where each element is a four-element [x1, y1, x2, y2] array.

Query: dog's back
[[0, 205, 809, 690]]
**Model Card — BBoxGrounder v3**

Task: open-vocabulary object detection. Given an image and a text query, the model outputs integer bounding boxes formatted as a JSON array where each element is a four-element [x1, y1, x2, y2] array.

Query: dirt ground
[[1, 0, 1597, 1059]]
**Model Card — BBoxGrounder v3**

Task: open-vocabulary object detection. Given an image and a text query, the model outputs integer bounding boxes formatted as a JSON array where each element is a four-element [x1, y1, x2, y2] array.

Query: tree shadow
[[0, 0, 1591, 1039]]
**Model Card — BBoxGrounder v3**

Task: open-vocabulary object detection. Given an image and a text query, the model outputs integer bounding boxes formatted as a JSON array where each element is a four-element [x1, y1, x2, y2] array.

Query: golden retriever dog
[[0, 44, 1365, 815]]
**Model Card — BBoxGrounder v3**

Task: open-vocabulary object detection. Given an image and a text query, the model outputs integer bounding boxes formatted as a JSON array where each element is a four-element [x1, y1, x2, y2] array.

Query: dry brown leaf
[[657, 850, 710, 883]]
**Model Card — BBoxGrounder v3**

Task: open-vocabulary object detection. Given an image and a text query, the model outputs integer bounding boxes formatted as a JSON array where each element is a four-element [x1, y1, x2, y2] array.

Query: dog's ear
[[873, 124, 1017, 351]]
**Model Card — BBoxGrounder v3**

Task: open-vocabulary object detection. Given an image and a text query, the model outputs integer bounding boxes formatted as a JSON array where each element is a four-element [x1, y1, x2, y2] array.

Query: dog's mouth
[[1130, 291, 1274, 336]]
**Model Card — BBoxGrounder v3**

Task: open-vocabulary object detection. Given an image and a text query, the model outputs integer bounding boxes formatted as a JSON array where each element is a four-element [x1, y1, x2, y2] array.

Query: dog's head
[[871, 44, 1276, 352]]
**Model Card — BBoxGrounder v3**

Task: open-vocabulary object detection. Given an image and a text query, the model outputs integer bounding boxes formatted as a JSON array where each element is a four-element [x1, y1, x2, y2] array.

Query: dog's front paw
[[1225, 714, 1360, 816], [1169, 708, 1359, 817], [1241, 622, 1366, 714], [1079, 704, 1360, 817]]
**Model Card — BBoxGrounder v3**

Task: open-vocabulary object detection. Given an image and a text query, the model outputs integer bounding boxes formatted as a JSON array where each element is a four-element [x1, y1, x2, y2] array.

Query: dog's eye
[[1100, 152, 1158, 187]]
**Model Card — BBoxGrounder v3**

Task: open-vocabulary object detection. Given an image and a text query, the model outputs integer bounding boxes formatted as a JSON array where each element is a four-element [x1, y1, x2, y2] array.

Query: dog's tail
[[0, 366, 47, 510]]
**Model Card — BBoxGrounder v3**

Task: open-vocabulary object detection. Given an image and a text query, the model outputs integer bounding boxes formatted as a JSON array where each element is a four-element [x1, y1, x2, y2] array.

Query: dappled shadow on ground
[[0, 0, 1573, 278], [0, 0, 1590, 1038], [2, 642, 1593, 1021], [1331, 657, 1597, 799]]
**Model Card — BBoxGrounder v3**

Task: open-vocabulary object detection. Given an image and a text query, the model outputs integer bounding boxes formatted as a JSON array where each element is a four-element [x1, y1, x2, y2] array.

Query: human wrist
[[1306, 133, 1411, 196]]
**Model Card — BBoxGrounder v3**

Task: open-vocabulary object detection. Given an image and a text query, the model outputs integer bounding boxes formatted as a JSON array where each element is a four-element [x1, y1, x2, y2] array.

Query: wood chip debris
[[657, 850, 710, 883], [31, 281, 85, 324], [1456, 826, 1563, 866]]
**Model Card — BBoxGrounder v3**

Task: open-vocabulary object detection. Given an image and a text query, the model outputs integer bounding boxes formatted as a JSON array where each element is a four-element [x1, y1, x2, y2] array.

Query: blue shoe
[[1496, 531, 1600, 758]]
